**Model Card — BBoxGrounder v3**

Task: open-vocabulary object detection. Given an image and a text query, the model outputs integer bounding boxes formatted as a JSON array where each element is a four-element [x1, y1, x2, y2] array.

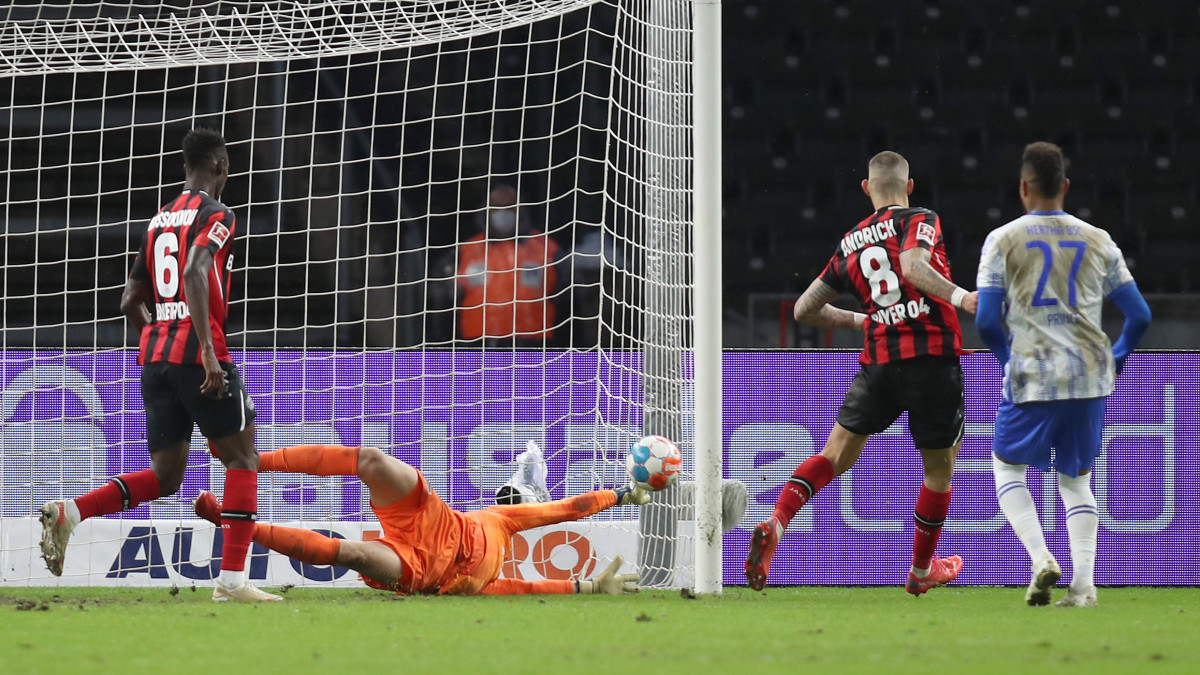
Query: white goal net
[[0, 1, 706, 589]]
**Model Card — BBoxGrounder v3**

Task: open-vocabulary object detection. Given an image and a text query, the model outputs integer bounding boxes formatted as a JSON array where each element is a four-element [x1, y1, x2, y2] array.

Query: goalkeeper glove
[[614, 483, 651, 506], [576, 556, 639, 595]]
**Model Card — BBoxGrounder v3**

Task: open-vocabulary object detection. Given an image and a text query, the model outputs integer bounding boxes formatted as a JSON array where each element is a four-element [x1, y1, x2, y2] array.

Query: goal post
[[0, 1, 723, 591], [691, 0, 723, 596]]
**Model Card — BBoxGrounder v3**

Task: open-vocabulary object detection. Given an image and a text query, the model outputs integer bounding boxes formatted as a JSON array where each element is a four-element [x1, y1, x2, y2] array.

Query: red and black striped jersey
[[129, 190, 236, 366], [818, 205, 963, 365]]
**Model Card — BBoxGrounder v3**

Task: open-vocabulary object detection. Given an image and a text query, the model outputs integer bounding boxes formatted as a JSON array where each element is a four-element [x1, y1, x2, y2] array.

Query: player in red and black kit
[[745, 151, 979, 595], [38, 129, 280, 602]]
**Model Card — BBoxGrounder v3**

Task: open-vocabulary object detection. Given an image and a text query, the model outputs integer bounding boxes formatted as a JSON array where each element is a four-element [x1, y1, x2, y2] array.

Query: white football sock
[[64, 499, 82, 525], [1058, 472, 1098, 592], [992, 455, 1051, 564], [218, 569, 246, 589]]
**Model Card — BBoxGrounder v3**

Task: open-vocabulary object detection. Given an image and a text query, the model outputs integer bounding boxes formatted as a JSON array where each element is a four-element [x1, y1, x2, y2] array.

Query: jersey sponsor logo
[[916, 222, 937, 246], [155, 301, 191, 321], [148, 208, 199, 230], [870, 297, 931, 325], [207, 221, 231, 248], [840, 219, 898, 257]]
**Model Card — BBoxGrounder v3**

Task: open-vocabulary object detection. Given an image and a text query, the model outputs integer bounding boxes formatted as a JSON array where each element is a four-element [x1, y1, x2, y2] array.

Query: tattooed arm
[[793, 278, 867, 331], [899, 247, 978, 314]]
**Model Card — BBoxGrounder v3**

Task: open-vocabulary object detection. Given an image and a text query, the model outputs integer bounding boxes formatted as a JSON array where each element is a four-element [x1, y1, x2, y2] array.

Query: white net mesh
[[1, 2, 600, 74], [0, 1, 697, 589]]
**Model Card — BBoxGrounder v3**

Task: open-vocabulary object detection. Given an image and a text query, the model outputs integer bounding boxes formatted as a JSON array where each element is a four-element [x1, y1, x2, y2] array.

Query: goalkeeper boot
[[1055, 586, 1097, 608], [38, 500, 80, 577], [213, 579, 284, 603], [194, 490, 222, 526], [905, 555, 963, 596], [744, 517, 782, 591], [1025, 555, 1062, 606], [496, 441, 552, 504]]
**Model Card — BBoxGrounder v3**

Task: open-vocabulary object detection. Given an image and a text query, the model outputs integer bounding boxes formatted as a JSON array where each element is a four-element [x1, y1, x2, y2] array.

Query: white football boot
[[495, 441, 552, 504], [38, 500, 80, 577], [213, 580, 284, 602], [1025, 555, 1062, 606], [1055, 586, 1098, 608]]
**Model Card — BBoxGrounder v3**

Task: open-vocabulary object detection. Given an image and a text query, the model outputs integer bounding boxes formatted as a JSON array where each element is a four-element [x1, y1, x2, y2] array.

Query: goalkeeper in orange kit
[[193, 444, 648, 595]]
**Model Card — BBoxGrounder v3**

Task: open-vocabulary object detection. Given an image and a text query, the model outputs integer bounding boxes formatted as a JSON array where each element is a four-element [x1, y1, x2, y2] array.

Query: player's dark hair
[[182, 128, 227, 171], [1021, 142, 1065, 198]]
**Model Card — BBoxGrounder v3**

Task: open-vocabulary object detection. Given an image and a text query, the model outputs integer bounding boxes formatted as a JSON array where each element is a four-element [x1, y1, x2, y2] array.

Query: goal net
[[0, 1, 704, 589]]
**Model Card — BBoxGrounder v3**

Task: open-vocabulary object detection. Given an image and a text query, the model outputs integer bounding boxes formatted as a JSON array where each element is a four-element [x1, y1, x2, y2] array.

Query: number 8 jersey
[[819, 206, 963, 365], [976, 211, 1133, 403], [129, 189, 236, 366]]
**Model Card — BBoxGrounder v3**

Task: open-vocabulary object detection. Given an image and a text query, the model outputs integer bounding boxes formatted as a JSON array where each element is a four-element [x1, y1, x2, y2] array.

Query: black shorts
[[141, 361, 257, 451], [837, 355, 964, 450]]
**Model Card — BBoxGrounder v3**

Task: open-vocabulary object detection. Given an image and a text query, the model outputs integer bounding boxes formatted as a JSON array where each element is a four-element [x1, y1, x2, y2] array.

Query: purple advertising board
[[1, 350, 1196, 586], [722, 351, 1197, 587]]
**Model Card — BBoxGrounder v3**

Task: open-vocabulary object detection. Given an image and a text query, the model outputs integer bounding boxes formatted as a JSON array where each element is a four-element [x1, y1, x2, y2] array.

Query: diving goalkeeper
[[193, 444, 647, 595]]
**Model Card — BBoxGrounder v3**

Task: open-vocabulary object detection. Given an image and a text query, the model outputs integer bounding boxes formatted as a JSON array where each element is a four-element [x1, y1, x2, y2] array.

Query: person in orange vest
[[456, 184, 564, 346]]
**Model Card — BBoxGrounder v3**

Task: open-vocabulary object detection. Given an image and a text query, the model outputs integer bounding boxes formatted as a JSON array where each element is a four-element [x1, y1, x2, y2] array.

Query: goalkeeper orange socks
[[217, 468, 257, 587], [771, 455, 834, 529], [254, 524, 341, 566], [259, 445, 360, 476], [75, 468, 161, 520], [911, 485, 952, 573]]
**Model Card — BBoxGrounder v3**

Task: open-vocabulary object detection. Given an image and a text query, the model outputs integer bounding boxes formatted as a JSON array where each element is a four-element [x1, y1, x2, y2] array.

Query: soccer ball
[[626, 435, 681, 491]]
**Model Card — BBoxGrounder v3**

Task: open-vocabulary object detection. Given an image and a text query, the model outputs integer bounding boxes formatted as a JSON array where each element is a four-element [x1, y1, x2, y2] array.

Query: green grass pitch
[[2, 586, 1197, 673]]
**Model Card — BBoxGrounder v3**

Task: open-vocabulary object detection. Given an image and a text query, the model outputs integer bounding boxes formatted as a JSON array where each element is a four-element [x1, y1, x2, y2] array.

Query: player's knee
[[150, 464, 186, 496], [356, 445, 388, 477], [154, 474, 184, 497], [335, 540, 370, 570], [921, 462, 954, 491]]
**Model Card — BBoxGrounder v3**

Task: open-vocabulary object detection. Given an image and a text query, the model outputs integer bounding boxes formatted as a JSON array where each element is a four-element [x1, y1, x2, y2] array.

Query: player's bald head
[[1021, 142, 1066, 199], [867, 151, 910, 195]]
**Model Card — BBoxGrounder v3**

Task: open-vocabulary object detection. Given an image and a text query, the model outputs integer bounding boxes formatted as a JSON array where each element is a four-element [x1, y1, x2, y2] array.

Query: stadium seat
[[723, 0, 1196, 301], [1130, 181, 1194, 239]]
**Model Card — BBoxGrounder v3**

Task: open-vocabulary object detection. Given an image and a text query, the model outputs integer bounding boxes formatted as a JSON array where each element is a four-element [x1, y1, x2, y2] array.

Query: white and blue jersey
[[976, 211, 1133, 404]]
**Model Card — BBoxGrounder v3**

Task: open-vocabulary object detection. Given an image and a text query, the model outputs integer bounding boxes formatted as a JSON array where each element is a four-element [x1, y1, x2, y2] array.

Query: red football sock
[[74, 468, 161, 520], [219, 469, 257, 572], [912, 485, 953, 570], [771, 455, 835, 529], [254, 524, 341, 566]]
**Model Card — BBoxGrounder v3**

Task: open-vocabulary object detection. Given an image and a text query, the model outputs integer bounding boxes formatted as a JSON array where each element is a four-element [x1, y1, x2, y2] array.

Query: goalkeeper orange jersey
[[363, 471, 614, 595]]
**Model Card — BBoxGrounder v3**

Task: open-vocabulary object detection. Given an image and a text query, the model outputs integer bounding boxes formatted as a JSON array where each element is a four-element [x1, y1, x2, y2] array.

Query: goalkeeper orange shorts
[[364, 471, 480, 594]]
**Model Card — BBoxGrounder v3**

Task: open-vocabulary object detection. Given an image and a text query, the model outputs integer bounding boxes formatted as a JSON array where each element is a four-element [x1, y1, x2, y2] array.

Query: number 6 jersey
[[818, 206, 963, 365], [976, 211, 1133, 403], [129, 189, 236, 366]]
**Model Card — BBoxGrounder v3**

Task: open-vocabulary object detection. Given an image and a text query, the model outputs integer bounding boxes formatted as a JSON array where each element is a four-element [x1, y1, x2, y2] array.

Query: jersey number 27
[[1026, 240, 1086, 307]]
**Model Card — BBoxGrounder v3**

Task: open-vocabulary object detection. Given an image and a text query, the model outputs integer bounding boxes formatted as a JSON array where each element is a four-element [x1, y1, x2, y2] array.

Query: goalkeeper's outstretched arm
[[478, 556, 640, 595]]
